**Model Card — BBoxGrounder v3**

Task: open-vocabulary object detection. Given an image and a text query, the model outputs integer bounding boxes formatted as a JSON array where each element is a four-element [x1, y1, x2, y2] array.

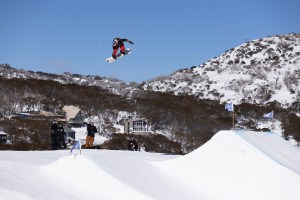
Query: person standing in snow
[[86, 122, 97, 148], [112, 37, 134, 59], [57, 123, 66, 149], [127, 138, 138, 151], [50, 120, 59, 150]]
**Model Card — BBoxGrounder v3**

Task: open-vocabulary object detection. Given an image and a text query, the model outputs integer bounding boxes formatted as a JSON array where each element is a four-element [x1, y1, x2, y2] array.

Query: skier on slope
[[112, 38, 134, 59]]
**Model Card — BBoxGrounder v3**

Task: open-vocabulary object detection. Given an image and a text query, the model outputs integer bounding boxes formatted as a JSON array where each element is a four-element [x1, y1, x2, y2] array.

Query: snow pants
[[86, 136, 94, 148], [112, 43, 125, 57]]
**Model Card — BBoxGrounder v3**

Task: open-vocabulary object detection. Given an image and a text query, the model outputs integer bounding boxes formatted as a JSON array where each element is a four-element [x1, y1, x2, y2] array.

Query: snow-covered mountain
[[141, 33, 300, 107], [0, 64, 137, 96], [1, 33, 299, 107]]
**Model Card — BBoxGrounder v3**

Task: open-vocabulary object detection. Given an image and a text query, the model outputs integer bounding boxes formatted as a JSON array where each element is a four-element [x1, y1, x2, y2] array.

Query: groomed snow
[[1, 130, 300, 200]]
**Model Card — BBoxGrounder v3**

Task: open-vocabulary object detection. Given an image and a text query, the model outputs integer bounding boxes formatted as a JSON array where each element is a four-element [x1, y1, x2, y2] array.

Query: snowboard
[[106, 48, 131, 63]]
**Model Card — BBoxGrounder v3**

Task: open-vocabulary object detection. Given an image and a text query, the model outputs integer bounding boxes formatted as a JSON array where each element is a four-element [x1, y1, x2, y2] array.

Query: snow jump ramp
[[234, 130, 300, 176]]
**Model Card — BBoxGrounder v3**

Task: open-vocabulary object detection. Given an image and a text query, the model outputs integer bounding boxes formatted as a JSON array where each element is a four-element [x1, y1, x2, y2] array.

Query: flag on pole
[[263, 111, 274, 119], [70, 140, 81, 155], [225, 102, 234, 112]]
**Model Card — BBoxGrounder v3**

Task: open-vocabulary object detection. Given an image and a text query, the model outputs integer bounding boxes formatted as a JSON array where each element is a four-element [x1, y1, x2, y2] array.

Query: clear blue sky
[[1, 0, 299, 82]]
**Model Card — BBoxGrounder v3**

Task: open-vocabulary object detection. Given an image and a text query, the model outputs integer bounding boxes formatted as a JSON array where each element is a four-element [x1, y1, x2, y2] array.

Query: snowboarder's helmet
[[113, 38, 120, 43]]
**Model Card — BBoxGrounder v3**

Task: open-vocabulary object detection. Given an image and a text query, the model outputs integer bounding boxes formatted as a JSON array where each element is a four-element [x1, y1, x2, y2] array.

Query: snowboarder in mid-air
[[112, 37, 134, 59], [105, 37, 134, 63]]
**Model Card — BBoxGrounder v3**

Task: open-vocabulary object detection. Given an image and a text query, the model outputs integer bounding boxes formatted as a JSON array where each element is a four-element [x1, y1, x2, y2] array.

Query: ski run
[[1, 130, 300, 200]]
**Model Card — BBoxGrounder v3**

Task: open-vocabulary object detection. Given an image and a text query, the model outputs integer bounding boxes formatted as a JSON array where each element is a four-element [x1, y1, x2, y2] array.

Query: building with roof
[[124, 117, 150, 134], [14, 112, 64, 121], [63, 105, 85, 127]]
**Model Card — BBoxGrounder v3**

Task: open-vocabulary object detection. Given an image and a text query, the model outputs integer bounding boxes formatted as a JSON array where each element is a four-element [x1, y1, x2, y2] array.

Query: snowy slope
[[0, 64, 137, 96], [154, 130, 300, 200], [1, 130, 300, 200], [142, 33, 300, 107], [1, 34, 299, 105], [235, 130, 300, 175]]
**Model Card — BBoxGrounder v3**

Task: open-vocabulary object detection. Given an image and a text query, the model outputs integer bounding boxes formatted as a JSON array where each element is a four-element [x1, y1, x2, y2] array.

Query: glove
[[129, 41, 134, 45]]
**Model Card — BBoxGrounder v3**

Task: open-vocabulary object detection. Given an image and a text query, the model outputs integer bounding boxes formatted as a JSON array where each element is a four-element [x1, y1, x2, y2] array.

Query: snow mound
[[38, 155, 150, 200], [154, 130, 300, 200], [2, 130, 300, 200], [235, 130, 300, 175]]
